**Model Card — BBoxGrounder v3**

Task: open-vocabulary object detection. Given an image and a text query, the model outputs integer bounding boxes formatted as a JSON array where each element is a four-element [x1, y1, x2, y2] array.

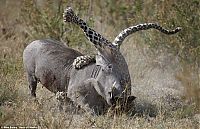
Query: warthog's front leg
[[56, 91, 67, 111], [67, 79, 108, 115], [55, 91, 75, 112]]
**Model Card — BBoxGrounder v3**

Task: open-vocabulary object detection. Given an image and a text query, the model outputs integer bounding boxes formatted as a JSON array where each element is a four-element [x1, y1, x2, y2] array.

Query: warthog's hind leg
[[27, 74, 37, 97], [55, 91, 76, 113]]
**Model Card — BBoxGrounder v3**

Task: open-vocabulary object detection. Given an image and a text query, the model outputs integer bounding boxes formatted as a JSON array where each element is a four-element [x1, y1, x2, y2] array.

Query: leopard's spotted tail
[[112, 23, 182, 47], [63, 7, 115, 50]]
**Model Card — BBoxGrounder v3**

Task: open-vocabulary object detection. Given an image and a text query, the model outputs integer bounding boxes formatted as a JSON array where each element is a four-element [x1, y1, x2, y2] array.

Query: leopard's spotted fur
[[63, 7, 181, 97], [73, 55, 95, 69], [113, 23, 181, 47], [64, 8, 181, 69]]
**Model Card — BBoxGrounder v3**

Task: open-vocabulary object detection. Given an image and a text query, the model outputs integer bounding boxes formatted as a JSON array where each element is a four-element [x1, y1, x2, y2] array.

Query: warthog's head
[[63, 7, 131, 106], [63, 7, 181, 106], [94, 54, 124, 105]]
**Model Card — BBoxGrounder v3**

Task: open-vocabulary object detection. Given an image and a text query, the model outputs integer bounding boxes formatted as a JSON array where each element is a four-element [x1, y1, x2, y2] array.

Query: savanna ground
[[0, 0, 200, 128]]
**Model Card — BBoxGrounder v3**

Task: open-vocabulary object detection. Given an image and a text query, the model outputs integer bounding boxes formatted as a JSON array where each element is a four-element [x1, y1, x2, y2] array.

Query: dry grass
[[0, 0, 200, 128], [0, 98, 198, 128]]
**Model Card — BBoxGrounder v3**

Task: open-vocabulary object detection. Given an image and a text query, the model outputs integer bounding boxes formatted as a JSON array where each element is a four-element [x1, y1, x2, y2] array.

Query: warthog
[[23, 39, 129, 114], [23, 7, 181, 114]]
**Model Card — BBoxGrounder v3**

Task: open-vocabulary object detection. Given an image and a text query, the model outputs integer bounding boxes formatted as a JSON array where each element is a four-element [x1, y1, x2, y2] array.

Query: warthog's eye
[[102, 64, 113, 73], [107, 64, 113, 69], [106, 64, 113, 73]]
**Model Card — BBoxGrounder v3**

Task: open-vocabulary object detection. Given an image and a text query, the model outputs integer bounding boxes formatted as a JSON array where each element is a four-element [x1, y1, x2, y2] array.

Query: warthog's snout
[[108, 94, 136, 106], [107, 82, 124, 106], [107, 82, 136, 106]]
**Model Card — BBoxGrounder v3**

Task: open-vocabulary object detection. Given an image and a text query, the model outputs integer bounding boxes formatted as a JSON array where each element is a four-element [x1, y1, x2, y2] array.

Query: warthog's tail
[[112, 23, 181, 47]]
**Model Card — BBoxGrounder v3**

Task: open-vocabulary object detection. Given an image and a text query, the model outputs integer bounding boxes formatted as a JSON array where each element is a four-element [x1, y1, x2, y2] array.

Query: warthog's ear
[[95, 54, 112, 67]]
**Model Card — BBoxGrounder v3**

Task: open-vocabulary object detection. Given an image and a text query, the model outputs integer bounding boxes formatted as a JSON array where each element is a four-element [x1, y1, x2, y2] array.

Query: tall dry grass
[[0, 0, 200, 128]]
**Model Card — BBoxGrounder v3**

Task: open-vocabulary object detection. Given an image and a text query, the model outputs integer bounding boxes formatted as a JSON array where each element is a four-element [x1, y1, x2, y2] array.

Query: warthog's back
[[23, 39, 83, 93]]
